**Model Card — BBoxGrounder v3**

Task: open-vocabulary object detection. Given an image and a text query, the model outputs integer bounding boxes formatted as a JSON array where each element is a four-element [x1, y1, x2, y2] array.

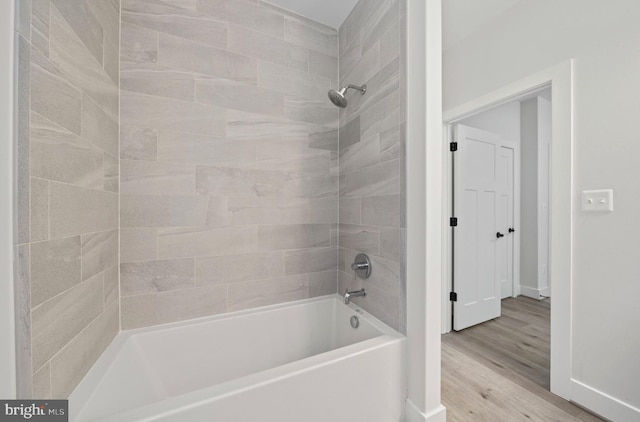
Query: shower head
[[328, 84, 367, 108]]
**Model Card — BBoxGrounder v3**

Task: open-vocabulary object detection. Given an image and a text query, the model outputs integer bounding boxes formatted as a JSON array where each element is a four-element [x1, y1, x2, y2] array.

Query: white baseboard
[[520, 285, 546, 299], [571, 379, 640, 422], [405, 400, 446, 422]]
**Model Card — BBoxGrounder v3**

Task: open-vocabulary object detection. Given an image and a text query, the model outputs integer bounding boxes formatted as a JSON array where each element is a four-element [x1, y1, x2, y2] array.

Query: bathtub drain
[[350, 315, 360, 329]]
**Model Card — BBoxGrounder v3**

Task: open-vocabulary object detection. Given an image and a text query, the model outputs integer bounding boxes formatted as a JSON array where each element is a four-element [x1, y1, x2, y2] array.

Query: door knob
[[508, 228, 515, 233], [496, 232, 504, 238]]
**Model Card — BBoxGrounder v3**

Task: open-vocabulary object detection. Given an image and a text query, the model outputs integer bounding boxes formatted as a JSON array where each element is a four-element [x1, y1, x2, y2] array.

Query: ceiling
[[443, 0, 523, 50], [265, 0, 359, 29], [264, 0, 523, 43]]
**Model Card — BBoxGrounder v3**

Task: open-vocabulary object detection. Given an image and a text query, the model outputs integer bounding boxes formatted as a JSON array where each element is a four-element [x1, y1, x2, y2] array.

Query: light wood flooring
[[442, 297, 607, 422]]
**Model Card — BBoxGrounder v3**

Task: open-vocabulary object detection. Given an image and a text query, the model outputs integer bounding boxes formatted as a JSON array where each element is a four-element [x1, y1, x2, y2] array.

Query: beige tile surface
[[157, 226, 258, 259], [227, 274, 308, 312], [195, 252, 284, 286], [195, 0, 284, 39], [120, 0, 340, 330], [24, 0, 121, 400], [31, 273, 103, 371], [257, 224, 331, 251], [120, 228, 157, 263], [122, 0, 228, 49], [30, 178, 49, 242], [120, 160, 196, 195], [32, 363, 51, 399], [50, 301, 118, 398], [121, 258, 195, 296], [120, 194, 209, 228], [30, 236, 82, 308], [31, 113, 104, 189], [81, 230, 118, 281], [30, 63, 82, 136], [49, 183, 118, 238], [159, 33, 257, 84]]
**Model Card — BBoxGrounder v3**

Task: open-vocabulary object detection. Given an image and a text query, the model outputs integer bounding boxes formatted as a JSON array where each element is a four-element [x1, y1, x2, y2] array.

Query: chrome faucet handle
[[351, 253, 372, 279]]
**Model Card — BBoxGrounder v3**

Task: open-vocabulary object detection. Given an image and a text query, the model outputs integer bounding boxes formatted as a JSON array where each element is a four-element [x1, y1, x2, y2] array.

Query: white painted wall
[[0, 0, 16, 399], [460, 101, 521, 144], [537, 97, 551, 297], [444, 1, 640, 419], [519, 98, 537, 298], [406, 0, 446, 420]]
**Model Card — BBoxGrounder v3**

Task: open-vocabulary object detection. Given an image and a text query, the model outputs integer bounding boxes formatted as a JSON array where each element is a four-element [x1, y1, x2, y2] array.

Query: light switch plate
[[581, 189, 613, 212]]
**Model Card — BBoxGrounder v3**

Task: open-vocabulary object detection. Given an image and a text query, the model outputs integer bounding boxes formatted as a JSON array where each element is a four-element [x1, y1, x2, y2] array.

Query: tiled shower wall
[[337, 0, 407, 332], [13, 0, 120, 398], [119, 0, 339, 329]]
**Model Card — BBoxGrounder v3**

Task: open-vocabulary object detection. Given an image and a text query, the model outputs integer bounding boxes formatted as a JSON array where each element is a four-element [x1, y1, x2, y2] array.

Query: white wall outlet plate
[[581, 189, 614, 212]]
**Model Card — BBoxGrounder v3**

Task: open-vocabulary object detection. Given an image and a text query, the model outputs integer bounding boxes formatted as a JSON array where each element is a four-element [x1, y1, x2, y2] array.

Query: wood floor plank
[[442, 297, 608, 422]]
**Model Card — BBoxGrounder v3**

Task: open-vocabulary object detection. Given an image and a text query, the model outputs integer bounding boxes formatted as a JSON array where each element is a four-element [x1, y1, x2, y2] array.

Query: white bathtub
[[69, 295, 406, 422]]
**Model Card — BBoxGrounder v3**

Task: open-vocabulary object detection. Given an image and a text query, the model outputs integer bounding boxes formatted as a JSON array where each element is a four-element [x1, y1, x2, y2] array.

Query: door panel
[[453, 125, 503, 331]]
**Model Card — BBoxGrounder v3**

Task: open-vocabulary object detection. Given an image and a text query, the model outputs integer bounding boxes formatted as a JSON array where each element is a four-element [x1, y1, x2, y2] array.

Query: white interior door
[[498, 146, 515, 299], [453, 124, 505, 331]]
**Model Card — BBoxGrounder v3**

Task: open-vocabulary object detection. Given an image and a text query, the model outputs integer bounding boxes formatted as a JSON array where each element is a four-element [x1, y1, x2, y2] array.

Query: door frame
[[441, 60, 574, 400]]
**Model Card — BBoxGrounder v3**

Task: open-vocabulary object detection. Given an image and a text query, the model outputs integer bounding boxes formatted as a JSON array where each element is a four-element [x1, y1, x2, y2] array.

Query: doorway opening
[[441, 61, 575, 407], [449, 88, 552, 327], [445, 86, 553, 381]]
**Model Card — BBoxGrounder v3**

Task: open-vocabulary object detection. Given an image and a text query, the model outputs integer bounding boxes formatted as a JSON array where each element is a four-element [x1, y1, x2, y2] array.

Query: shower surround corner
[[13, 0, 121, 399]]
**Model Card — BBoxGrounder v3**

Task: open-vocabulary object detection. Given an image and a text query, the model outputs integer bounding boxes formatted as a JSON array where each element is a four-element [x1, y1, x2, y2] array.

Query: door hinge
[[450, 142, 458, 152], [450, 217, 458, 227], [450, 292, 458, 302]]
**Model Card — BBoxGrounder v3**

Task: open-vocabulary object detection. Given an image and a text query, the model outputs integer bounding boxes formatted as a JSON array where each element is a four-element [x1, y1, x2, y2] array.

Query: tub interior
[[74, 297, 387, 420]]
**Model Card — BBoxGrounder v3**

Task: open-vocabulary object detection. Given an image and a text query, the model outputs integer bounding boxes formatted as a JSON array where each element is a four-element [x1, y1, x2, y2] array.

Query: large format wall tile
[[49, 5, 118, 119], [157, 132, 255, 166], [228, 24, 308, 72], [195, 0, 284, 39], [120, 228, 157, 263], [283, 16, 338, 58], [196, 166, 286, 197], [121, 285, 227, 329], [120, 194, 209, 227], [195, 78, 284, 118], [50, 0, 105, 65], [121, 63, 195, 102], [227, 274, 309, 312], [22, 0, 121, 400], [121, 160, 196, 195], [31, 274, 103, 371], [122, 0, 228, 49], [121, 22, 158, 63], [120, 0, 339, 330], [159, 33, 257, 84], [30, 63, 82, 136], [81, 230, 118, 281], [121, 91, 226, 137], [196, 252, 285, 286], [121, 258, 195, 296], [338, 0, 406, 332], [157, 226, 258, 259], [257, 224, 331, 251], [50, 301, 119, 398], [31, 113, 104, 189], [30, 236, 82, 308], [49, 183, 118, 238]]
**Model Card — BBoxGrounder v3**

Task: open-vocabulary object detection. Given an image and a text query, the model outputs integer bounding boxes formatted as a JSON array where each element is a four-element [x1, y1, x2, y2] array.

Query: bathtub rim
[[70, 294, 405, 420]]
